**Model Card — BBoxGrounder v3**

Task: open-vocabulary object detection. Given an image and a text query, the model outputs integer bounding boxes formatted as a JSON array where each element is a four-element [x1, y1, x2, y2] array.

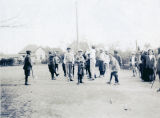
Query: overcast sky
[[0, 0, 160, 54]]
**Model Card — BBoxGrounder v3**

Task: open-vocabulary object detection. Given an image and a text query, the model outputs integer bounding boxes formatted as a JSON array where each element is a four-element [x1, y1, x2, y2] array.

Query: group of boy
[[23, 46, 121, 85]]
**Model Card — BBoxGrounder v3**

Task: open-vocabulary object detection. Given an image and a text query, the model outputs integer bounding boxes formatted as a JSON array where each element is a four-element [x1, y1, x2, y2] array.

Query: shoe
[[70, 79, 74, 81], [157, 88, 160, 92], [52, 78, 56, 80], [107, 82, 111, 84], [114, 82, 120, 85], [56, 74, 59, 76]]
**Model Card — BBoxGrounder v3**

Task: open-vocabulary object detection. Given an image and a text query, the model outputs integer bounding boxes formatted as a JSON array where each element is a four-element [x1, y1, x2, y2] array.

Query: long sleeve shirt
[[64, 52, 74, 64]]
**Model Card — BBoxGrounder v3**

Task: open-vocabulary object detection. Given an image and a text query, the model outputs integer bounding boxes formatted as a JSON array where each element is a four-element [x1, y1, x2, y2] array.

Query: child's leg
[[88, 66, 91, 78], [77, 75, 80, 83], [114, 72, 119, 83], [109, 72, 113, 82], [80, 75, 83, 83]]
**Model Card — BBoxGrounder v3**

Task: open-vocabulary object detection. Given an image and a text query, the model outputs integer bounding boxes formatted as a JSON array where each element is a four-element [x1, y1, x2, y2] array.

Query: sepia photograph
[[0, 0, 160, 118]]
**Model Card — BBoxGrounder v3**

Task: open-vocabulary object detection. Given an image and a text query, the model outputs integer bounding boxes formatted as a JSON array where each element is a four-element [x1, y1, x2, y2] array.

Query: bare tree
[[144, 43, 151, 50], [0, 14, 25, 28]]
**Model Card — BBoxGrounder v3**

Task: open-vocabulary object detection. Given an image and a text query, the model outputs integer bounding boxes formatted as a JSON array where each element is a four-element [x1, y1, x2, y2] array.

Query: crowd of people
[[130, 48, 160, 92], [23, 46, 160, 91]]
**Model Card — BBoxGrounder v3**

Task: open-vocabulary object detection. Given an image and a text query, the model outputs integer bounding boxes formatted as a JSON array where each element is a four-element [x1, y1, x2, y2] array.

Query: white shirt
[[99, 52, 105, 61], [104, 55, 110, 64], [90, 49, 96, 60], [131, 56, 136, 65], [64, 52, 74, 64]]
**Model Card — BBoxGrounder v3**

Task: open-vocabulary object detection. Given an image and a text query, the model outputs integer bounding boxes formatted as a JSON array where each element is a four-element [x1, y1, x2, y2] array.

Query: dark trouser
[[99, 60, 105, 75], [73, 65, 75, 77], [110, 71, 119, 83], [157, 71, 160, 79], [62, 63, 66, 76], [24, 70, 30, 84], [55, 64, 58, 72], [142, 66, 149, 81], [66, 62, 73, 80], [86, 65, 91, 78], [25, 75, 28, 84], [147, 68, 155, 82], [48, 64, 56, 79], [139, 63, 143, 78], [78, 74, 83, 83]]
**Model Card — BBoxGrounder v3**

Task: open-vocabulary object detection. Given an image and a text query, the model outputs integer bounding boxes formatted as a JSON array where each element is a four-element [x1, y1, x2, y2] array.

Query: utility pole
[[136, 40, 138, 52], [75, 0, 79, 52]]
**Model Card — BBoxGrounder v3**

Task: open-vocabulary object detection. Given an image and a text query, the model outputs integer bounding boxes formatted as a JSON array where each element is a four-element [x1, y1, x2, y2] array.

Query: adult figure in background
[[146, 49, 156, 82], [23, 50, 32, 85], [114, 50, 122, 67], [141, 51, 148, 81], [156, 48, 160, 92], [138, 51, 143, 78], [64, 47, 74, 81], [90, 45, 96, 80]]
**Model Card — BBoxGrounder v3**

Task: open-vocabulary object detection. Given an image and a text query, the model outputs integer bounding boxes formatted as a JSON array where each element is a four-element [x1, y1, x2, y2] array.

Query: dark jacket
[[23, 55, 32, 70], [146, 55, 156, 69], [78, 62, 84, 75], [114, 54, 122, 66]]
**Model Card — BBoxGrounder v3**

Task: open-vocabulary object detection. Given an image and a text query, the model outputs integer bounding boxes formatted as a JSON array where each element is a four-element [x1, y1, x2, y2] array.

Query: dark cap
[[92, 45, 95, 49], [26, 50, 31, 54], [78, 49, 83, 52], [114, 50, 118, 54], [67, 47, 71, 50], [49, 51, 52, 54]]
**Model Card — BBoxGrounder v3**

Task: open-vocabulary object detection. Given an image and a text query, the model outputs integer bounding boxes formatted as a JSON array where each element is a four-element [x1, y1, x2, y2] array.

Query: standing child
[[86, 53, 91, 79], [64, 47, 74, 81], [23, 50, 32, 85], [48, 52, 59, 80], [130, 53, 138, 77], [76, 49, 85, 84], [107, 54, 120, 85]]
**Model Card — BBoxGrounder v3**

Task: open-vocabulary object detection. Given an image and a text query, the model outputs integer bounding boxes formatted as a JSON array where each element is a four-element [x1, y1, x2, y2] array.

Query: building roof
[[19, 45, 40, 54], [0, 54, 20, 59], [19, 45, 63, 55]]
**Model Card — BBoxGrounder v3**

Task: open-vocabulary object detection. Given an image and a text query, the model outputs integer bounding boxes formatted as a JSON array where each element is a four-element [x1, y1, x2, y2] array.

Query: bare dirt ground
[[1, 64, 160, 118]]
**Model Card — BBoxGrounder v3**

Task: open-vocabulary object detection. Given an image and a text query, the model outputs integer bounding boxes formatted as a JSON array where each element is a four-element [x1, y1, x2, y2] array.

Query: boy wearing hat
[[130, 53, 138, 77], [76, 49, 85, 84], [99, 49, 106, 77], [64, 47, 74, 81], [107, 54, 120, 85], [114, 50, 122, 67], [85, 52, 91, 79], [48, 52, 59, 80], [23, 50, 32, 85]]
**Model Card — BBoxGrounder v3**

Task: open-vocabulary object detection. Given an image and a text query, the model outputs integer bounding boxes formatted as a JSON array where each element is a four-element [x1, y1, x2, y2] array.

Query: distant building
[[19, 45, 46, 63]]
